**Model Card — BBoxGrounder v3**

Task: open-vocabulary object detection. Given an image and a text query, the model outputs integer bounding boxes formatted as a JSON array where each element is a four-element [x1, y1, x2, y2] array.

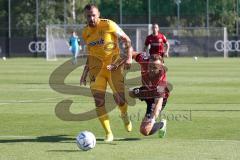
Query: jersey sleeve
[[108, 20, 125, 37], [144, 36, 150, 46], [162, 34, 167, 43], [135, 53, 143, 63]]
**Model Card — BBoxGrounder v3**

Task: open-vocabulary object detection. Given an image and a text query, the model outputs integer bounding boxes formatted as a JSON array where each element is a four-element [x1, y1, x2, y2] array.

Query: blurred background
[[0, 0, 240, 58]]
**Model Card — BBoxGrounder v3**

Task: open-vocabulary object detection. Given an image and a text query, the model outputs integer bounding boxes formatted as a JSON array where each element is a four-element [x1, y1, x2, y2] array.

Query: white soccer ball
[[2, 57, 6, 61], [194, 56, 198, 61], [76, 131, 96, 151]]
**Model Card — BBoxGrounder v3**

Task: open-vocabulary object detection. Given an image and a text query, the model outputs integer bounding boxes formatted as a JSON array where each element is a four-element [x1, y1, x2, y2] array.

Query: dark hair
[[152, 23, 159, 27], [149, 54, 163, 62], [84, 3, 98, 11]]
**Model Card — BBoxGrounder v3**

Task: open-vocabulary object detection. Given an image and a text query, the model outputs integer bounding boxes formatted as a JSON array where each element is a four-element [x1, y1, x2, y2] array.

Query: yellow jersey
[[82, 19, 124, 67]]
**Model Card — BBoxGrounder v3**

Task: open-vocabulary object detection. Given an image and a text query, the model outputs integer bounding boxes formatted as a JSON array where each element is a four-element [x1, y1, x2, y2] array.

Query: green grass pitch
[[0, 57, 240, 160]]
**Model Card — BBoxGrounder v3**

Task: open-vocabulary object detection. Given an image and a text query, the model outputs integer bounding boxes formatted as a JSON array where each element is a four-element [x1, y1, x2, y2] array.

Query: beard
[[88, 21, 95, 27]]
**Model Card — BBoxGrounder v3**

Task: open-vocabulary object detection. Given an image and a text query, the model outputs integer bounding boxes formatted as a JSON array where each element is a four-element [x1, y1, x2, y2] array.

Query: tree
[[0, 0, 8, 36], [209, 0, 237, 35], [1, 0, 239, 37]]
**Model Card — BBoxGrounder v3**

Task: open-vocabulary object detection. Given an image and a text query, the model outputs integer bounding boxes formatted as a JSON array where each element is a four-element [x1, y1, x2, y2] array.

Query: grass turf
[[0, 57, 240, 160]]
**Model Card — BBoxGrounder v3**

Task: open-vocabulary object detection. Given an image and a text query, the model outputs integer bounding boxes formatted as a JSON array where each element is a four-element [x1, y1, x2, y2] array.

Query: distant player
[[144, 23, 170, 58], [69, 31, 81, 64]]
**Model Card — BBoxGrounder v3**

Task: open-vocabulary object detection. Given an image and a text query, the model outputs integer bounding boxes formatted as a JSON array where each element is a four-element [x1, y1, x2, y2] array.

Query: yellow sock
[[96, 107, 112, 135], [118, 103, 128, 115]]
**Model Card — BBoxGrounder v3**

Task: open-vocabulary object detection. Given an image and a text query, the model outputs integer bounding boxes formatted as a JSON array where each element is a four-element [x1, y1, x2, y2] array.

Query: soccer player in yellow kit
[[80, 4, 133, 142]]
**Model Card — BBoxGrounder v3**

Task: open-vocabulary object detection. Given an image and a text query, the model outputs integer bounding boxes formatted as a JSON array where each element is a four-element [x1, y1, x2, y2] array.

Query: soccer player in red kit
[[107, 51, 169, 137], [129, 52, 169, 137], [144, 23, 170, 58]]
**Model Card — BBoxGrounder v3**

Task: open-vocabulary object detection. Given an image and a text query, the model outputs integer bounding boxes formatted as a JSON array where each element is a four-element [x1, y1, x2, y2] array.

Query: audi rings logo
[[214, 40, 240, 52], [28, 41, 46, 53]]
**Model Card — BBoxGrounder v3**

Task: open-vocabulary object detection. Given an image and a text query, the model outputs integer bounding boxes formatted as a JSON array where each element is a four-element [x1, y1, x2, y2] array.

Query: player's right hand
[[80, 76, 87, 86]]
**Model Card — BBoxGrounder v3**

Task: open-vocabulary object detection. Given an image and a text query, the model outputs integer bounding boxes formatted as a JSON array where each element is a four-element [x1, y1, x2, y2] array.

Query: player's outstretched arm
[[107, 51, 139, 71], [143, 45, 148, 53], [123, 38, 133, 69], [106, 56, 127, 71], [119, 34, 133, 70], [164, 41, 170, 57]]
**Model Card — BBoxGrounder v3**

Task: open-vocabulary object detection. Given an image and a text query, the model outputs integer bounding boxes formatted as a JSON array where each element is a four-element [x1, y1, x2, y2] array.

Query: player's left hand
[[124, 58, 132, 70], [107, 64, 117, 71]]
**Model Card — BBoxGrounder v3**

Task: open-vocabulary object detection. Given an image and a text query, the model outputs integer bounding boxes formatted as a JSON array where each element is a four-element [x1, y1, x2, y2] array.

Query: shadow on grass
[[0, 135, 141, 144], [47, 150, 81, 152], [0, 135, 75, 143], [115, 138, 141, 141], [47, 137, 142, 152], [96, 137, 141, 142]]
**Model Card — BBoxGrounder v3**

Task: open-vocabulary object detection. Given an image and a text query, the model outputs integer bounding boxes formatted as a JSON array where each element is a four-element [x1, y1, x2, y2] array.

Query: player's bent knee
[[92, 92, 105, 107], [140, 127, 151, 136], [140, 123, 152, 136]]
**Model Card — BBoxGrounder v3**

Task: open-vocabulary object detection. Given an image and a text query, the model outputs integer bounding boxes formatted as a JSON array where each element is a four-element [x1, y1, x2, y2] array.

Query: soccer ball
[[76, 131, 96, 151]]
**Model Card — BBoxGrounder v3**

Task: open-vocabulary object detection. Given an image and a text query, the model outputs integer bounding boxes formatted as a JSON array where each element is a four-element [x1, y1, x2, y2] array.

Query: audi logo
[[28, 41, 46, 53], [214, 40, 240, 52]]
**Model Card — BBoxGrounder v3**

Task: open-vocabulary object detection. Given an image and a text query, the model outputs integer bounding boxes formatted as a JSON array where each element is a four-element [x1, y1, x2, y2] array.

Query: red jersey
[[135, 53, 167, 89], [145, 32, 167, 56]]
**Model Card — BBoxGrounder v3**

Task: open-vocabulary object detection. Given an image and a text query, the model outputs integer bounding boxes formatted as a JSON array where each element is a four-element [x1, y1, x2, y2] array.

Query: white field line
[[172, 138, 240, 143], [197, 139, 240, 143], [0, 96, 74, 106]]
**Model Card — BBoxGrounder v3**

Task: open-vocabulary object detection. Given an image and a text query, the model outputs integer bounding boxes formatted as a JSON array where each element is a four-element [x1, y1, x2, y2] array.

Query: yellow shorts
[[88, 55, 125, 94], [89, 67, 125, 93]]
